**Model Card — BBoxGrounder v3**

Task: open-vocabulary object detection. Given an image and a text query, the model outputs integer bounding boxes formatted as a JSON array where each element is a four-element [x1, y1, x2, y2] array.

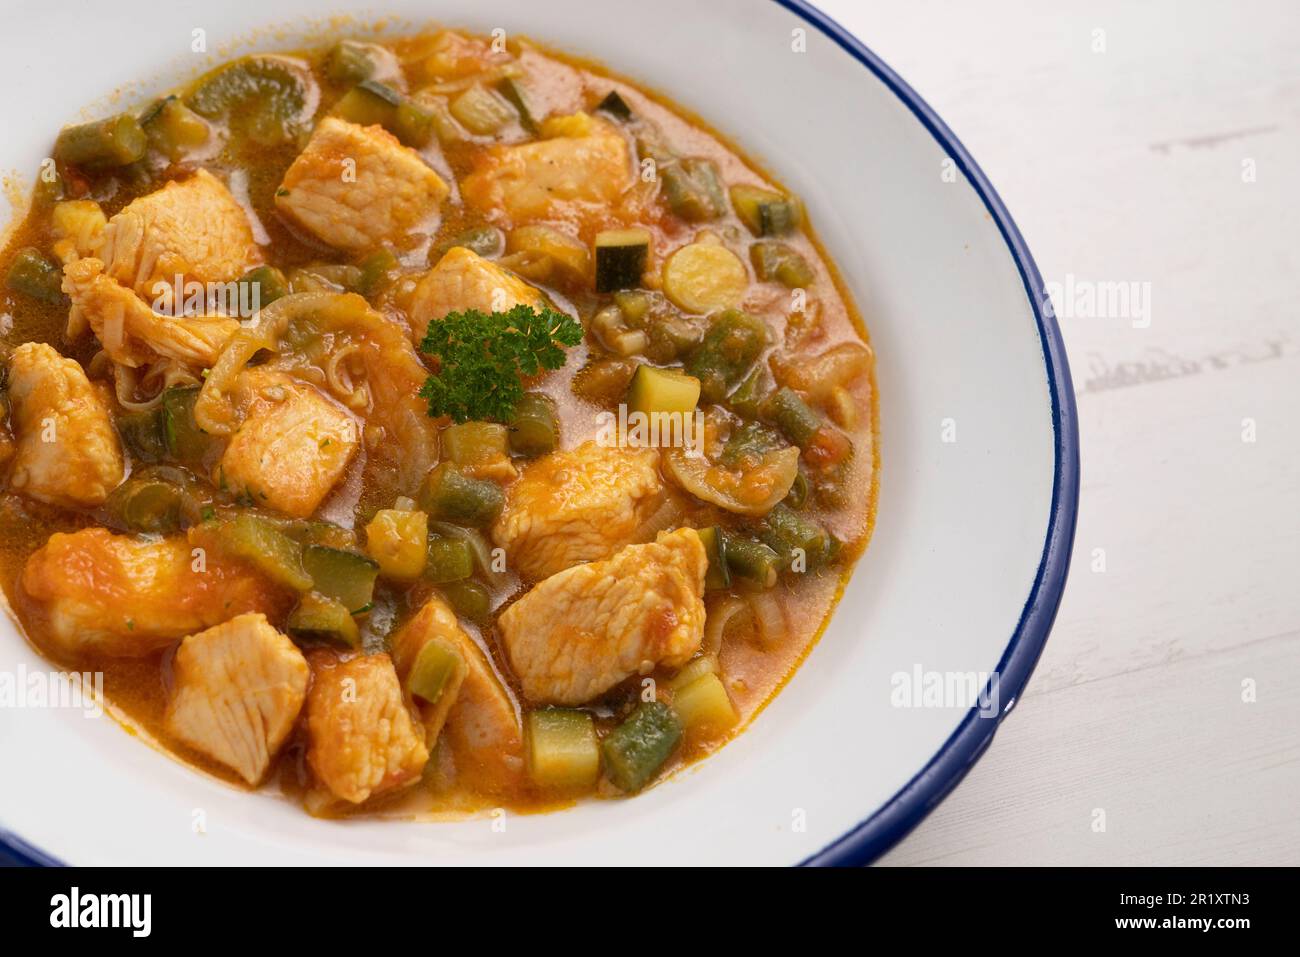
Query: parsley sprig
[[419, 304, 583, 423]]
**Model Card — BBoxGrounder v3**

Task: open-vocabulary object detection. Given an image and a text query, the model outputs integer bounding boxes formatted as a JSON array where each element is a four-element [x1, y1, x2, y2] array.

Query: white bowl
[[0, 0, 1077, 866]]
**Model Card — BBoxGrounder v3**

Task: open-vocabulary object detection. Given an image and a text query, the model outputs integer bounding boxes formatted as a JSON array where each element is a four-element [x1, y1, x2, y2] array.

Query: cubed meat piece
[[305, 652, 430, 804], [498, 527, 707, 704], [492, 440, 666, 581], [216, 378, 359, 518], [407, 246, 543, 345], [95, 169, 260, 297], [5, 342, 123, 508], [276, 117, 449, 252], [165, 613, 309, 784], [21, 528, 288, 657]]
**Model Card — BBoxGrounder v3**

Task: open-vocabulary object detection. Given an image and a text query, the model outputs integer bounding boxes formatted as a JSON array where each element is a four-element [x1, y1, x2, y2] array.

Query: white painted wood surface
[[808, 0, 1300, 865]]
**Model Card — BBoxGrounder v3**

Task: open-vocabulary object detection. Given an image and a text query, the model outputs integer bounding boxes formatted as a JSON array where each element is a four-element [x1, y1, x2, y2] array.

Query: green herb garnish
[[419, 304, 583, 422]]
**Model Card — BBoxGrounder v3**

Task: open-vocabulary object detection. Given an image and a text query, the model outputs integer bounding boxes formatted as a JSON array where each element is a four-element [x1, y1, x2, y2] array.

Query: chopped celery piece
[[626, 365, 700, 417], [602, 701, 681, 793], [5, 248, 64, 304], [719, 531, 779, 588], [695, 527, 730, 591], [527, 709, 600, 790], [200, 513, 311, 591], [684, 309, 766, 403], [439, 579, 491, 623], [425, 534, 475, 583], [449, 84, 514, 135], [660, 158, 725, 222], [672, 673, 738, 734], [417, 463, 503, 527], [301, 545, 379, 614], [52, 114, 147, 170], [730, 183, 801, 236], [750, 241, 814, 288], [408, 637, 463, 704], [364, 508, 428, 581], [508, 392, 559, 457], [287, 592, 359, 647]]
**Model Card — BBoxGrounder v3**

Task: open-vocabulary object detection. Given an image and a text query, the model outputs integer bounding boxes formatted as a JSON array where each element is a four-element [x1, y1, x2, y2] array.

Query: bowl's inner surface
[[0, 0, 1054, 866]]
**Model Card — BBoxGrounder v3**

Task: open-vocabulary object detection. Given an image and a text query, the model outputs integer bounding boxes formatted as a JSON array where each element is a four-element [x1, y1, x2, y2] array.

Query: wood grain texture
[[810, 0, 1300, 866]]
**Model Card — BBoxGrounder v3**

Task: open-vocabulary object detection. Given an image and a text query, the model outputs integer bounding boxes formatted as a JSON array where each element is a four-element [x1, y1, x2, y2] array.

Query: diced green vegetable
[[324, 39, 385, 86], [449, 84, 514, 135], [684, 309, 767, 403], [392, 100, 436, 148], [116, 409, 167, 464], [364, 507, 428, 581], [160, 387, 212, 464], [237, 265, 289, 310], [441, 421, 510, 473], [198, 513, 311, 591], [334, 79, 402, 125], [727, 366, 772, 420], [286, 592, 359, 647], [573, 356, 638, 408], [104, 477, 185, 534], [626, 365, 700, 417], [661, 158, 726, 222], [672, 672, 738, 734], [719, 531, 780, 588], [765, 386, 822, 447], [496, 77, 538, 132], [140, 96, 209, 160], [432, 225, 503, 263], [508, 392, 559, 457], [5, 248, 65, 304], [527, 709, 600, 790], [408, 637, 463, 703], [417, 463, 504, 527], [595, 90, 633, 121], [785, 469, 811, 509], [601, 701, 682, 793], [758, 502, 835, 570], [750, 241, 815, 288], [668, 656, 719, 692], [594, 228, 650, 292], [730, 183, 801, 236], [187, 55, 315, 147], [696, 526, 730, 590], [52, 114, 147, 170], [439, 579, 491, 623], [301, 545, 379, 614], [424, 533, 475, 583], [612, 290, 651, 324]]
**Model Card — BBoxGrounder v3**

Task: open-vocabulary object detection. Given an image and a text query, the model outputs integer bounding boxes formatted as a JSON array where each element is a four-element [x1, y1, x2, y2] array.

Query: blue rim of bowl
[[0, 1, 1078, 868], [779, 0, 1080, 865]]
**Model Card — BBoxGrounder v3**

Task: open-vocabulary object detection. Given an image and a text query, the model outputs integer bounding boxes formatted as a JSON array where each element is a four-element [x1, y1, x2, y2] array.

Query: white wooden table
[[808, 0, 1300, 866]]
